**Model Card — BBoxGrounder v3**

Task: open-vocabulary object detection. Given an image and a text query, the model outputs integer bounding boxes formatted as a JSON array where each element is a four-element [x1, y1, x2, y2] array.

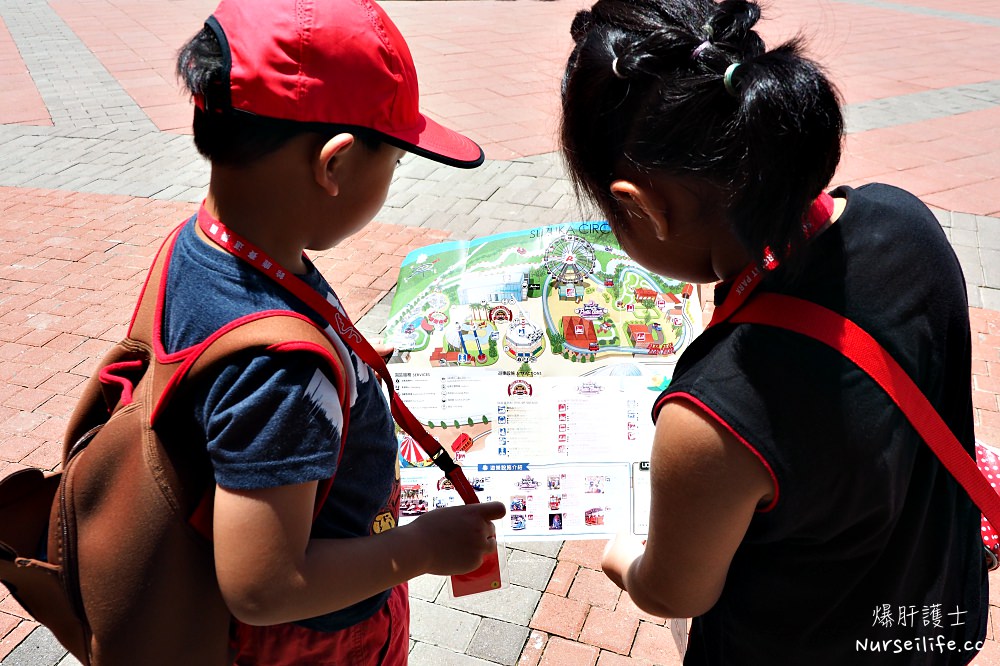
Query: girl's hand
[[602, 531, 646, 591]]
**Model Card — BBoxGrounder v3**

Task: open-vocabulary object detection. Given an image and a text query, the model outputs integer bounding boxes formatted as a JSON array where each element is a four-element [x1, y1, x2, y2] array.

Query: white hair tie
[[611, 56, 626, 80]]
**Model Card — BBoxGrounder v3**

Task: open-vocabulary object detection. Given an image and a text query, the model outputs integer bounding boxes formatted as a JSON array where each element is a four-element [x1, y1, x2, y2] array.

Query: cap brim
[[385, 115, 484, 169]]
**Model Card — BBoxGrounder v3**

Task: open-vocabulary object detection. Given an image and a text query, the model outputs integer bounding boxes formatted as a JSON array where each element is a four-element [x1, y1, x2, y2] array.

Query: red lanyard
[[707, 192, 835, 328], [196, 202, 480, 506]]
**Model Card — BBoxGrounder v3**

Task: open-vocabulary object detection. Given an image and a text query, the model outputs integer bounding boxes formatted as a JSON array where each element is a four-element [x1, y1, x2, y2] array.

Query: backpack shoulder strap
[[731, 292, 1000, 526], [127, 223, 185, 348], [164, 312, 352, 537]]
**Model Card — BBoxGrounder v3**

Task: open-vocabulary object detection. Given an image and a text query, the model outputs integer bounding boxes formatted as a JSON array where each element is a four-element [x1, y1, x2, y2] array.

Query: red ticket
[[450, 544, 503, 597]]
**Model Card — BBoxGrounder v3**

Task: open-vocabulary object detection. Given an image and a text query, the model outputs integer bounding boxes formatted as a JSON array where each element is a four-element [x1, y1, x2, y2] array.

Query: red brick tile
[[0, 593, 29, 620], [39, 394, 77, 419], [344, 271, 377, 289], [976, 390, 1000, 413], [989, 569, 1000, 608], [569, 567, 621, 610], [0, 435, 43, 464], [0, 611, 20, 641], [519, 630, 549, 666], [546, 561, 579, 597], [19, 442, 62, 471], [559, 539, 608, 570], [616, 592, 667, 626], [596, 652, 654, 666], [371, 272, 399, 292], [37, 372, 88, 397], [2, 387, 53, 412], [7, 365, 56, 390], [539, 636, 600, 666], [42, 332, 88, 353], [631, 621, 684, 665], [579, 606, 639, 656], [13, 328, 60, 347], [1, 410, 48, 435], [973, 637, 1000, 666], [531, 592, 591, 640]]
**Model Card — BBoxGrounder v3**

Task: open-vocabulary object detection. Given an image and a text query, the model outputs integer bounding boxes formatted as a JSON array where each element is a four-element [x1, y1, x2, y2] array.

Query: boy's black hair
[[560, 0, 844, 270], [176, 26, 382, 167]]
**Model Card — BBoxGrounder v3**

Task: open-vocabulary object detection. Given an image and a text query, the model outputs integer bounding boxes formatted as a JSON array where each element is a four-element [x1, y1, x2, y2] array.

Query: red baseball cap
[[206, 0, 484, 168]]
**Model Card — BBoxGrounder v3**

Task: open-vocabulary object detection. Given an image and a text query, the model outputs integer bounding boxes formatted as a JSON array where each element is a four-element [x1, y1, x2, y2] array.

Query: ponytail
[[561, 0, 843, 269]]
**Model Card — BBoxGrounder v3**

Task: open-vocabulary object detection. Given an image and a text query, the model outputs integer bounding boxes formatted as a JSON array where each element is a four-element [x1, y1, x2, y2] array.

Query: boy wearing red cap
[[172, 0, 505, 663]]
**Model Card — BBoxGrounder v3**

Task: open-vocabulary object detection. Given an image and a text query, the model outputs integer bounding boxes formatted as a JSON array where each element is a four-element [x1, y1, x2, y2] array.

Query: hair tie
[[611, 56, 626, 80], [723, 62, 742, 97], [691, 40, 711, 59]]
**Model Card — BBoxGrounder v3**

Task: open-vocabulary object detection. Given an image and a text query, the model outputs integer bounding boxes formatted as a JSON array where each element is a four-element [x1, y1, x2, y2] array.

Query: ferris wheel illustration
[[542, 233, 596, 283]]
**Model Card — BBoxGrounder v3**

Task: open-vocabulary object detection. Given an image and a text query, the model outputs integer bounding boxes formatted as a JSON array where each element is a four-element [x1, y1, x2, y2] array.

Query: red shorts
[[232, 584, 409, 666]]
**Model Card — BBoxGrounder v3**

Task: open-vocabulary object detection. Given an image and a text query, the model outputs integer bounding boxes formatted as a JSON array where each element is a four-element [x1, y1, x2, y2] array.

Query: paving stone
[[981, 219, 1000, 251], [408, 642, 499, 666], [506, 549, 557, 591], [985, 251, 1000, 290], [409, 597, 481, 652], [510, 540, 563, 558], [410, 573, 448, 602], [982, 287, 1000, 312], [467, 618, 529, 665], [1, 627, 67, 666], [439, 583, 541, 626]]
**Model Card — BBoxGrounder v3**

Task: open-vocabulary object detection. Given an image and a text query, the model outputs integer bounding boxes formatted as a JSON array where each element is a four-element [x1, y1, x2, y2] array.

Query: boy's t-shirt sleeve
[[197, 350, 344, 490]]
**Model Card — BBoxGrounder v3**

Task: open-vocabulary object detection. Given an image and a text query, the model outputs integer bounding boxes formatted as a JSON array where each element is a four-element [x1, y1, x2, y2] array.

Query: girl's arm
[[213, 481, 505, 625], [602, 398, 774, 619]]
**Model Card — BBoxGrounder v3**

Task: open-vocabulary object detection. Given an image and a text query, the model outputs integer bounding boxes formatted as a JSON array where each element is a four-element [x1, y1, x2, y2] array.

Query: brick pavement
[[1, 0, 1000, 664]]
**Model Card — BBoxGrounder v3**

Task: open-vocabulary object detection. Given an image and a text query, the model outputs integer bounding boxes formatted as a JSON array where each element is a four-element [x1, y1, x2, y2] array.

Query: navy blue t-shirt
[[163, 217, 399, 631]]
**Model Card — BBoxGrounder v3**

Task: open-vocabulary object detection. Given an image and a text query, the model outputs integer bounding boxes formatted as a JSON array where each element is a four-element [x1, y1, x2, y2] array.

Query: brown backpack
[[0, 227, 347, 665]]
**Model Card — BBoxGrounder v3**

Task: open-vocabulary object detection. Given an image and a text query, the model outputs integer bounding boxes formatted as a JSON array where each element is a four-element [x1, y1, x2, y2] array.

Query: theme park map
[[384, 222, 703, 540]]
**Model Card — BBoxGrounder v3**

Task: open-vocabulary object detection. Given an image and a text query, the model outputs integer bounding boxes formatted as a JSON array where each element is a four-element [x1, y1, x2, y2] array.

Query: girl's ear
[[610, 180, 670, 241], [314, 133, 355, 196]]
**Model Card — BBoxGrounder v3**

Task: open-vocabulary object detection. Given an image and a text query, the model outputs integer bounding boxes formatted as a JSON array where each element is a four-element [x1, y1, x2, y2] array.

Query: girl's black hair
[[561, 0, 844, 270], [176, 26, 381, 167]]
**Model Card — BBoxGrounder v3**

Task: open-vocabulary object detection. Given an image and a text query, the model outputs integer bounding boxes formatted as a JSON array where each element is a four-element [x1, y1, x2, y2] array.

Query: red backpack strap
[[173, 313, 350, 538], [730, 292, 1000, 527]]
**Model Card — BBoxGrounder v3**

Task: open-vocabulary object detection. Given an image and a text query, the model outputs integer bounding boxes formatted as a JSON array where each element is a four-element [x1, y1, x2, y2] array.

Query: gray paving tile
[[505, 549, 557, 591], [509, 540, 563, 558], [983, 249, 1000, 289], [409, 597, 481, 651], [466, 618, 529, 666], [1, 627, 67, 666], [408, 642, 500, 666], [981, 286, 1000, 311], [409, 573, 448, 602], [437, 582, 540, 626], [980, 218, 1000, 251]]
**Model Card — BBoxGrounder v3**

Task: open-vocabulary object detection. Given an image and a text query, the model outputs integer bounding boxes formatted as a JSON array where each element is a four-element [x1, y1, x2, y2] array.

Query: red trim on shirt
[[655, 391, 780, 513]]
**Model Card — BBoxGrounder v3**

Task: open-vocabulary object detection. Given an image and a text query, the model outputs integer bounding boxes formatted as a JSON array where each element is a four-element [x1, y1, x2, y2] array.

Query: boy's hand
[[406, 501, 506, 575], [370, 337, 395, 362]]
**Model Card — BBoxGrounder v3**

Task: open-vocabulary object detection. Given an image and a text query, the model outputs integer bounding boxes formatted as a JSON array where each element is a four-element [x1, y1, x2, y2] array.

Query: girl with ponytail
[[561, 1, 986, 663]]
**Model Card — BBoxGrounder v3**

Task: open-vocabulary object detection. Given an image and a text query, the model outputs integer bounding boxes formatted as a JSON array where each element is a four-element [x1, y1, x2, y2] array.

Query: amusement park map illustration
[[384, 222, 702, 541]]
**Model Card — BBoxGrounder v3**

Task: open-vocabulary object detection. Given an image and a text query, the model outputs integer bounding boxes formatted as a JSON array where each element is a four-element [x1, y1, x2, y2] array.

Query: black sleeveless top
[[655, 184, 987, 664]]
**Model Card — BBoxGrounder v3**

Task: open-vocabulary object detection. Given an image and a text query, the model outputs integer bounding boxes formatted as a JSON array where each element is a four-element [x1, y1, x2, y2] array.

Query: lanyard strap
[[731, 292, 1000, 530], [707, 192, 835, 328], [196, 203, 480, 506]]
